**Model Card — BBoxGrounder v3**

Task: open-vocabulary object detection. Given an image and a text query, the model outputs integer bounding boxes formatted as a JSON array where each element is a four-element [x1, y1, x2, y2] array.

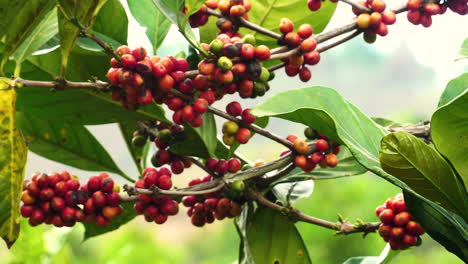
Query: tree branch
[[339, 0, 372, 13], [248, 189, 381, 235], [15, 78, 111, 91]]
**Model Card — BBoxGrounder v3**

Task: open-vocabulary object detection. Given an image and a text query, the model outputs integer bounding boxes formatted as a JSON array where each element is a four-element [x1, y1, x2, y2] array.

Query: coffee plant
[[0, 0, 466, 263]]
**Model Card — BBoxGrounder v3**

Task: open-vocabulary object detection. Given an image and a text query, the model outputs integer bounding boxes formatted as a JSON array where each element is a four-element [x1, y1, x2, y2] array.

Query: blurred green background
[[0, 0, 466, 263]]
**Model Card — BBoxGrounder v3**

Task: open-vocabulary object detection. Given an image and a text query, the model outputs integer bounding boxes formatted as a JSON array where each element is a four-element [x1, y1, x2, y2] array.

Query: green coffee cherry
[[241, 34, 256, 45], [217, 56, 233, 72], [259, 67, 270, 82], [253, 82, 266, 97], [210, 39, 224, 55], [304, 127, 318, 140], [231, 180, 245, 192], [241, 164, 253, 171], [268, 71, 276, 81]]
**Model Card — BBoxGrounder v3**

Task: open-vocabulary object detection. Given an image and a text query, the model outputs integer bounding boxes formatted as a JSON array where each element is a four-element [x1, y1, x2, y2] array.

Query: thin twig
[[248, 189, 380, 235], [188, 157, 213, 175], [16, 78, 110, 91], [340, 0, 372, 13], [258, 163, 297, 187]]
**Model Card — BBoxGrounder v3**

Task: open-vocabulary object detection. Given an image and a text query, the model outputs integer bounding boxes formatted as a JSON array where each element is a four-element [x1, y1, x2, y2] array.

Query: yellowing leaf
[[0, 82, 28, 248]]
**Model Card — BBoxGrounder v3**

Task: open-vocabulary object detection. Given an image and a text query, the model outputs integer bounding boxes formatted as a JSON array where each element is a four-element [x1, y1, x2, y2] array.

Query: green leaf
[[169, 113, 217, 158], [16, 112, 127, 176], [12, 8, 58, 64], [57, 0, 109, 77], [432, 89, 468, 186], [372, 117, 403, 128], [128, 0, 171, 53], [83, 203, 137, 240], [76, 32, 123, 52], [246, 207, 312, 264], [185, 0, 206, 16], [93, 0, 128, 44], [274, 146, 368, 184], [118, 121, 146, 175], [252, 86, 388, 173], [0, 85, 28, 248], [0, 0, 55, 72], [379, 131, 467, 219], [404, 190, 468, 262], [342, 244, 400, 264], [272, 180, 314, 205], [437, 73, 468, 107]]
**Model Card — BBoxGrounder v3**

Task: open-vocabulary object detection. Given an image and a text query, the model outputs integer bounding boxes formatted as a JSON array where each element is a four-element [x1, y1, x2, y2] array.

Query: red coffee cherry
[[304, 51, 320, 65], [402, 234, 418, 246], [300, 37, 317, 53], [325, 153, 338, 167], [379, 209, 395, 224], [228, 158, 241, 173], [369, 12, 382, 28], [121, 54, 137, 69], [307, 0, 322, 11], [394, 211, 411, 226], [315, 139, 329, 151], [193, 98, 209, 114], [159, 74, 175, 91], [254, 45, 271, 61], [390, 226, 405, 240], [297, 24, 313, 39], [285, 32, 301, 47], [378, 224, 392, 237], [392, 199, 407, 212], [279, 18, 294, 34], [375, 205, 386, 217], [299, 67, 312, 82], [371, 0, 386, 12], [132, 47, 147, 61], [241, 109, 256, 124], [116, 45, 131, 56], [382, 11, 396, 25], [406, 221, 425, 236], [226, 101, 243, 116], [295, 155, 307, 168], [310, 152, 324, 163], [406, 0, 421, 10], [236, 128, 252, 144]]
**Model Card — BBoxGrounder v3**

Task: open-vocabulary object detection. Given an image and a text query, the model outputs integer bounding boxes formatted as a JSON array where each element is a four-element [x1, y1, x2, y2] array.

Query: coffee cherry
[[171, 160, 185, 174], [31, 209, 45, 224], [295, 155, 307, 168], [390, 227, 405, 240], [158, 175, 173, 190], [370, 12, 382, 27], [223, 134, 236, 145], [307, 0, 322, 11], [286, 135, 298, 143], [315, 139, 329, 151], [357, 14, 371, 29], [240, 44, 255, 60], [389, 239, 402, 250], [299, 67, 312, 82], [407, 10, 421, 25], [376, 22, 388, 36], [394, 211, 411, 226], [218, 56, 233, 72], [382, 11, 396, 25], [236, 128, 251, 144], [241, 109, 256, 124], [285, 32, 301, 47], [132, 47, 147, 61], [226, 101, 243, 116], [363, 32, 377, 44], [298, 24, 313, 39], [378, 224, 392, 237], [279, 18, 294, 34], [21, 191, 36, 205], [371, 0, 386, 12], [310, 152, 324, 163], [300, 37, 317, 53], [107, 192, 121, 206], [403, 234, 418, 246], [379, 209, 395, 224], [228, 158, 242, 173], [223, 121, 239, 135], [304, 51, 320, 65], [293, 139, 309, 154], [375, 205, 386, 217], [254, 45, 271, 61], [230, 202, 242, 217], [406, 221, 425, 236], [193, 98, 208, 114], [21, 205, 34, 217], [116, 45, 131, 56], [325, 153, 338, 167], [102, 206, 122, 219], [304, 127, 317, 140], [406, 0, 421, 10], [40, 188, 55, 201], [230, 4, 246, 17]]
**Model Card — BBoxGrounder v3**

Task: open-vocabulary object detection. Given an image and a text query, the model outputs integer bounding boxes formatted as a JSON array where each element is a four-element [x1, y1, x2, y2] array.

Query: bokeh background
[[0, 0, 466, 263]]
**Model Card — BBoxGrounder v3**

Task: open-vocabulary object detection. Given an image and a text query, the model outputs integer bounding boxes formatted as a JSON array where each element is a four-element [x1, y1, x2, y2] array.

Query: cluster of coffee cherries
[[278, 18, 319, 82], [183, 175, 244, 227], [197, 33, 273, 99], [354, 0, 396, 42], [205, 157, 242, 176], [376, 193, 425, 250], [446, 0, 467, 15], [222, 101, 256, 145], [188, 0, 252, 29], [283, 128, 340, 172], [134, 168, 179, 224], [21, 172, 122, 227], [407, 0, 448, 27]]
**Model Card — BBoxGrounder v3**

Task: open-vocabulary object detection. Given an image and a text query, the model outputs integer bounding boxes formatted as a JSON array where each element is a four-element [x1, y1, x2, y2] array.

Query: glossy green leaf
[[342, 244, 400, 264], [432, 89, 468, 186], [118, 121, 146, 175], [75, 32, 123, 52], [0, 85, 28, 248], [128, 0, 171, 53], [0, 0, 55, 72], [404, 190, 468, 262], [12, 8, 58, 64], [246, 207, 312, 264], [16, 112, 127, 176], [252, 86, 388, 173], [185, 0, 206, 16], [272, 180, 314, 205], [379, 131, 467, 219], [57, 0, 108, 77], [169, 113, 217, 158], [274, 146, 368, 184], [83, 203, 137, 240], [437, 73, 468, 107], [93, 0, 128, 44]]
